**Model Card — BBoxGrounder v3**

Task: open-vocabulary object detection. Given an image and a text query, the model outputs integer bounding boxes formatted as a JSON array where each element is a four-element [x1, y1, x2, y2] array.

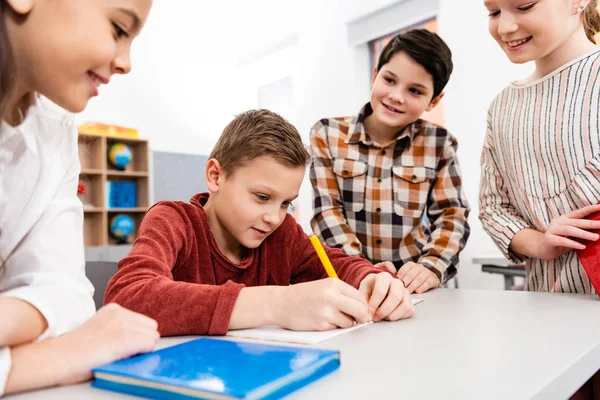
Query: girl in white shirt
[[0, 0, 159, 395]]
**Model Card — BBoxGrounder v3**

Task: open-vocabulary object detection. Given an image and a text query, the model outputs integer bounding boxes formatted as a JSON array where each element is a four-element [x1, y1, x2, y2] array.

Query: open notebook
[[227, 298, 423, 345]]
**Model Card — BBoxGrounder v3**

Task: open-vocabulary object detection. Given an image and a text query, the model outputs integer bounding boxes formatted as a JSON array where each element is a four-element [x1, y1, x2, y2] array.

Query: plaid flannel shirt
[[309, 103, 470, 284]]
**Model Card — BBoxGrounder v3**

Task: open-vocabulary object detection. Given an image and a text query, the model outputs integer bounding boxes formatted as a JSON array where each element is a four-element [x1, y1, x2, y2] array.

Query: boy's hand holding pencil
[[308, 234, 415, 324]]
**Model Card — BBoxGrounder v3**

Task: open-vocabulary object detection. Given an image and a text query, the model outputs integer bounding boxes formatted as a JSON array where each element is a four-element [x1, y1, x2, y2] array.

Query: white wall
[[77, 0, 302, 154], [77, 0, 534, 289], [437, 0, 532, 288]]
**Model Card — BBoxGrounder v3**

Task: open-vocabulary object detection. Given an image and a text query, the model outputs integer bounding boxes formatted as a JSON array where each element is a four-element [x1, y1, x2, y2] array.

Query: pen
[[308, 234, 339, 279]]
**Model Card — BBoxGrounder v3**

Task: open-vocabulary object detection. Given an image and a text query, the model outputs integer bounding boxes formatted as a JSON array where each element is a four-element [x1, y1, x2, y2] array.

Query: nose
[[498, 12, 518, 37], [263, 207, 283, 226], [388, 91, 405, 104], [111, 44, 132, 75]]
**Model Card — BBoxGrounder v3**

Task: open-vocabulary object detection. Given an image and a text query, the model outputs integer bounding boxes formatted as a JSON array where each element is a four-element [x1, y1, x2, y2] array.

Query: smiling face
[[369, 51, 442, 135], [5, 0, 152, 113], [204, 155, 305, 262], [485, 0, 584, 65]]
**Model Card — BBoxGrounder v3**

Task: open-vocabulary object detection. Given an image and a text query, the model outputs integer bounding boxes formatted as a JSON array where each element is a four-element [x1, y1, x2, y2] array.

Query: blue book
[[91, 338, 340, 399], [106, 180, 137, 208]]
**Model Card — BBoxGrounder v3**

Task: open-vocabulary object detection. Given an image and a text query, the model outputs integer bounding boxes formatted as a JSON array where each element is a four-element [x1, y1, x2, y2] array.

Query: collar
[[345, 102, 422, 147]]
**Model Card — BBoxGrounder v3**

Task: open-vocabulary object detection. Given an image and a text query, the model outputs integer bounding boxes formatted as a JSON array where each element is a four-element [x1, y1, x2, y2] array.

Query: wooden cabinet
[[77, 132, 150, 247]]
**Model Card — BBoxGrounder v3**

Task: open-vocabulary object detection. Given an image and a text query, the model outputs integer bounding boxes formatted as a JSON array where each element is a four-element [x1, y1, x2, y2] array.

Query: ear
[[205, 158, 225, 194], [573, 0, 591, 14], [371, 66, 379, 87], [5, 0, 35, 15], [426, 92, 444, 112]]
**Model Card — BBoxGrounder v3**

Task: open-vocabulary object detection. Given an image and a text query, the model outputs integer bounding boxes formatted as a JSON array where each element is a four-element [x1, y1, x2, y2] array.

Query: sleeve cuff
[[0, 291, 57, 342], [480, 213, 529, 264], [0, 280, 95, 342], [418, 257, 445, 286], [207, 281, 245, 335], [497, 222, 529, 264], [0, 347, 11, 397]]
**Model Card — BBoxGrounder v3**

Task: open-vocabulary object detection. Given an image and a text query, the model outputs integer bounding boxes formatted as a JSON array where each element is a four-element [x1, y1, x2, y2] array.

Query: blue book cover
[[91, 338, 340, 400], [106, 180, 137, 208]]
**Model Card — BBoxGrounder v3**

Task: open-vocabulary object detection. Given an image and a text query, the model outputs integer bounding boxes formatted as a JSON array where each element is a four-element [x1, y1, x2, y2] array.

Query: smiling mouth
[[252, 227, 270, 237], [88, 71, 109, 86], [506, 36, 532, 49], [383, 103, 404, 114]]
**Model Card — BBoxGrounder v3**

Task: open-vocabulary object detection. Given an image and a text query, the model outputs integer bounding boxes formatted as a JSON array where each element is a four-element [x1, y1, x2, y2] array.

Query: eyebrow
[[383, 70, 430, 91], [253, 185, 299, 201], [118, 8, 141, 33], [412, 83, 430, 90]]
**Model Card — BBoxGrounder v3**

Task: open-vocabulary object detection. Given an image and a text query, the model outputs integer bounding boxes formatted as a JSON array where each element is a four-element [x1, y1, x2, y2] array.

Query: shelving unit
[[78, 132, 150, 247]]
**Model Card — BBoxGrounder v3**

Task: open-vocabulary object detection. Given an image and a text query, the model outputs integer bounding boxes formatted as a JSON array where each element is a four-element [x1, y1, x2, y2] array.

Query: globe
[[110, 214, 135, 240], [108, 143, 133, 170]]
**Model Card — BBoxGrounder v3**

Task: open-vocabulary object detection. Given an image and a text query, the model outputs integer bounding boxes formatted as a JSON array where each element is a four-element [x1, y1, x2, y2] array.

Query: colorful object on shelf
[[110, 214, 135, 242], [79, 123, 139, 139], [108, 143, 132, 170], [77, 183, 95, 209], [106, 181, 137, 208]]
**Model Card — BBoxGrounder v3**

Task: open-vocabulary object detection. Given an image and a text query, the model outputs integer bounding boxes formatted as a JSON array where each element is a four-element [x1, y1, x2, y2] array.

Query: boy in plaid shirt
[[310, 29, 470, 294]]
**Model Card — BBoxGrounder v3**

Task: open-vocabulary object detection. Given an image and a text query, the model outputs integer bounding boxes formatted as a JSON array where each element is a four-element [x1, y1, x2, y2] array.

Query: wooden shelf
[[79, 132, 146, 143], [106, 171, 148, 178], [81, 168, 104, 175], [78, 132, 150, 247], [83, 207, 104, 213]]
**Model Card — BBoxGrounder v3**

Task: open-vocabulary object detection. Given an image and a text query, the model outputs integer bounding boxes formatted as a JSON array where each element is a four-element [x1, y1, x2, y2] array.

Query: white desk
[[8, 289, 600, 400]]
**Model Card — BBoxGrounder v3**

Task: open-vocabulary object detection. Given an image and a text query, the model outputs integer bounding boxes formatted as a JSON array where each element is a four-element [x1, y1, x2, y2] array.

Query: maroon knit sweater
[[104, 193, 386, 336]]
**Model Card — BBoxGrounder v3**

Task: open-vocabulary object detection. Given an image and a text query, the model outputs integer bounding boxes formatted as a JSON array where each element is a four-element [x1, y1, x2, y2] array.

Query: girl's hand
[[538, 204, 600, 261], [56, 303, 159, 385]]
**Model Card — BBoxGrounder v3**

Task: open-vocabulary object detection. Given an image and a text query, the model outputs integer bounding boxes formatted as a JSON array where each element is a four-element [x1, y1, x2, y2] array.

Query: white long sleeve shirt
[[0, 97, 95, 395]]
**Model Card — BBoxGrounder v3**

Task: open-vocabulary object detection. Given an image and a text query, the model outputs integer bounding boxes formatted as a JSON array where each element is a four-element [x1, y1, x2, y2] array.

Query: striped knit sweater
[[479, 48, 600, 293]]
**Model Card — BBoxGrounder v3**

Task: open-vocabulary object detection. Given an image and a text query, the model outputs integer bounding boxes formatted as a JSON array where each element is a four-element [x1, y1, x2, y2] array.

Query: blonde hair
[[583, 0, 600, 43], [209, 109, 310, 176]]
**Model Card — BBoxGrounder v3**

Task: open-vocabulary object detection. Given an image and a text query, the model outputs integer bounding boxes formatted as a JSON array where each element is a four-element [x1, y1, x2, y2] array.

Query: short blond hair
[[209, 109, 310, 175]]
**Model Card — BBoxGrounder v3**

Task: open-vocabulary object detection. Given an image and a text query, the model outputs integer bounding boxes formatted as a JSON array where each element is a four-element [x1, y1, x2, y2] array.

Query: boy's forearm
[[0, 298, 47, 347], [4, 336, 72, 395], [420, 208, 469, 282], [228, 286, 286, 330], [509, 228, 543, 259]]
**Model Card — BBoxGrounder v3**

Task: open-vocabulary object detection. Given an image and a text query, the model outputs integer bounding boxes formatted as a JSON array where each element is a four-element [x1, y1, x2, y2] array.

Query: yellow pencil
[[309, 234, 339, 279]]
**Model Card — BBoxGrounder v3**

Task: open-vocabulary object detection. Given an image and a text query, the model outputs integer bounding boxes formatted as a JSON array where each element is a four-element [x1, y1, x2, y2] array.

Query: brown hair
[[377, 29, 453, 99], [0, 0, 16, 121], [583, 0, 600, 43], [209, 109, 310, 176]]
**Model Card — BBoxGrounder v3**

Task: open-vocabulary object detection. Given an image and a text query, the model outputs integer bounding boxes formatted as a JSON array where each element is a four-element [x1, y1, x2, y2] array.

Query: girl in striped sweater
[[480, 0, 600, 294], [479, 0, 600, 396]]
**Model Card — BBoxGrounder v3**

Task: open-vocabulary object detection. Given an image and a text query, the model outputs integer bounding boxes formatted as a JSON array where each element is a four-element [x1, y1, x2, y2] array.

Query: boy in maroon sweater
[[105, 110, 415, 336]]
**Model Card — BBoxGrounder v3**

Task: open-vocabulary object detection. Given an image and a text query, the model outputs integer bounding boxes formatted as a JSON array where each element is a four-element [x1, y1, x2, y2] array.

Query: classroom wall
[[77, 0, 534, 289]]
